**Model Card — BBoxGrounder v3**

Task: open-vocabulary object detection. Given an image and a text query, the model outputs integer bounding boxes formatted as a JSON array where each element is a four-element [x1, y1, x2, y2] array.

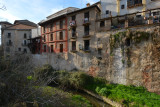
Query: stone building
[[1, 20, 37, 57], [39, 7, 79, 54]]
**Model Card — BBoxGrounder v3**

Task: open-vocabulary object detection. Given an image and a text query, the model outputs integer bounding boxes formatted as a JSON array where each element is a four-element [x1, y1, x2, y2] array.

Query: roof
[[67, 4, 101, 15], [38, 1, 101, 25], [39, 7, 79, 25], [0, 21, 12, 25], [14, 20, 37, 27]]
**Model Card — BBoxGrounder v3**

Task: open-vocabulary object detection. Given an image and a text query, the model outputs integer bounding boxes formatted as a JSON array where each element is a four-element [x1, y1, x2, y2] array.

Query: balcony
[[83, 18, 90, 26], [69, 20, 76, 28], [127, 0, 143, 8], [6, 42, 12, 46], [22, 43, 28, 46], [83, 31, 90, 38], [71, 32, 77, 39]]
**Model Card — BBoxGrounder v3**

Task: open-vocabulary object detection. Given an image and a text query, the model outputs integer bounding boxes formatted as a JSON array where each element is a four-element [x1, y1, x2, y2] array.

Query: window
[[8, 33, 11, 38], [84, 12, 89, 23], [6, 47, 10, 52], [50, 34, 53, 41], [121, 5, 125, 9], [98, 49, 102, 55], [100, 21, 105, 27], [44, 35, 46, 42], [51, 45, 54, 53], [24, 33, 27, 38], [24, 40, 27, 45], [153, 12, 159, 16], [84, 25, 89, 36], [60, 20, 63, 29], [9, 40, 12, 45], [23, 48, 27, 53], [72, 28, 76, 37], [127, 0, 142, 8], [72, 41, 76, 51], [43, 26, 46, 33], [44, 45, 46, 52], [50, 24, 53, 31], [125, 38, 130, 46], [84, 12, 89, 18], [136, 15, 141, 18], [106, 10, 109, 14], [60, 32, 63, 40], [60, 44, 63, 53], [18, 48, 21, 51], [84, 40, 90, 51], [72, 15, 76, 20]]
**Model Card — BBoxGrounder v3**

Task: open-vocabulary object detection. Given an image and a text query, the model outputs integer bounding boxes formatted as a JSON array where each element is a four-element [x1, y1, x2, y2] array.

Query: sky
[[0, 0, 99, 24]]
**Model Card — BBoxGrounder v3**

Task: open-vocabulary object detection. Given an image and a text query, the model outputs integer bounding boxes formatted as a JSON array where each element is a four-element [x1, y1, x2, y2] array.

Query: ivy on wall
[[109, 30, 153, 67]]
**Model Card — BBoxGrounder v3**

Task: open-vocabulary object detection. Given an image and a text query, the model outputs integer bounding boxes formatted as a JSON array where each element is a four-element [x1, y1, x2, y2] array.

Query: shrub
[[33, 64, 55, 81]]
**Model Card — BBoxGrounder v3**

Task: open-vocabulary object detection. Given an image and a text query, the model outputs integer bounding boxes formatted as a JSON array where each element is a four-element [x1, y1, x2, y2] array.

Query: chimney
[[86, 3, 90, 7]]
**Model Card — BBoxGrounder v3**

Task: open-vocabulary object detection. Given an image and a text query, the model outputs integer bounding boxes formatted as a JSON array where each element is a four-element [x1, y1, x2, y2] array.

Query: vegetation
[[50, 70, 160, 107], [1, 54, 160, 107], [0, 56, 92, 107]]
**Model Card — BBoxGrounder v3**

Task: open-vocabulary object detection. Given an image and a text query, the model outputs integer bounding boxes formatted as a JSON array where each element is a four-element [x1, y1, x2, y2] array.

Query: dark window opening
[[72, 28, 76, 37], [84, 40, 90, 51], [51, 45, 54, 53], [153, 12, 159, 16], [136, 15, 142, 18], [44, 35, 46, 42], [72, 15, 76, 20], [24, 33, 27, 38], [72, 41, 76, 51], [24, 40, 27, 45], [8, 33, 11, 38], [84, 25, 89, 36], [44, 45, 46, 52], [43, 26, 46, 33], [50, 24, 53, 31], [84, 12, 89, 23], [84, 12, 89, 18], [106, 10, 109, 14], [23, 48, 27, 53], [60, 44, 63, 53], [100, 21, 105, 27], [6, 47, 10, 52], [125, 38, 130, 46], [60, 32, 63, 40], [98, 48, 102, 55], [121, 5, 125, 9], [9, 40, 12, 45], [18, 48, 21, 51], [60, 20, 63, 29], [50, 34, 53, 41], [127, 0, 142, 7]]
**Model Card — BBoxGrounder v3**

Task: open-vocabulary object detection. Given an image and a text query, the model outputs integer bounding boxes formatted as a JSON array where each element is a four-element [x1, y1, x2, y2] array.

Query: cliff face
[[104, 26, 160, 94]]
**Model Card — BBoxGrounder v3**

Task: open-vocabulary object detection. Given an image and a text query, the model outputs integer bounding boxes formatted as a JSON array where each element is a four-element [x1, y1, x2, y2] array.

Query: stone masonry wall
[[32, 25, 160, 94]]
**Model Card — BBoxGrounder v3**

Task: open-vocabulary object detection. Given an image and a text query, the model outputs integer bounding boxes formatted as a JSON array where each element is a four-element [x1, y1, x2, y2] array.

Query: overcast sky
[[0, 0, 99, 24]]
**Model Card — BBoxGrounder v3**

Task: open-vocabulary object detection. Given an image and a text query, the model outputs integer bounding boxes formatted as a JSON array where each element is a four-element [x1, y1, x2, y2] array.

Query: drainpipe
[[117, 0, 120, 16], [142, 0, 146, 16]]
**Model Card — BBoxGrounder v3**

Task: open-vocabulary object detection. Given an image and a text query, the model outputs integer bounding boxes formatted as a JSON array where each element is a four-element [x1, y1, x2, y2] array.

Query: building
[[1, 20, 37, 57], [39, 7, 79, 54], [67, 3, 101, 53], [100, 0, 160, 18], [28, 27, 41, 54], [98, 0, 160, 30]]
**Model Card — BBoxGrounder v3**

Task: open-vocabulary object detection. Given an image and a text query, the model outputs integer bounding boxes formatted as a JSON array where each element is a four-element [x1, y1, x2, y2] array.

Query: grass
[[34, 65, 160, 107], [54, 71, 160, 107], [33, 86, 92, 107]]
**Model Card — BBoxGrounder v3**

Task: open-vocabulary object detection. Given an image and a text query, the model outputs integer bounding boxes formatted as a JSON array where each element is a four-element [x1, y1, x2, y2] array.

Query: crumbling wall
[[106, 26, 160, 94]]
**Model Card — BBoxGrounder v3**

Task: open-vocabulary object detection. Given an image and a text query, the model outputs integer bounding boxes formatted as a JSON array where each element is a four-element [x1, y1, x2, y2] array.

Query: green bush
[[33, 64, 55, 81]]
